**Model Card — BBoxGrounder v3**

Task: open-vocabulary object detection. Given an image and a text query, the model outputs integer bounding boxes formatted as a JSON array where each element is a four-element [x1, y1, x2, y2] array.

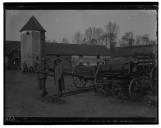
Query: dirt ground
[[4, 70, 157, 118]]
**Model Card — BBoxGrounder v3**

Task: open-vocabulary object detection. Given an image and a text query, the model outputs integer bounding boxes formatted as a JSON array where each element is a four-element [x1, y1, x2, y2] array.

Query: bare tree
[[84, 27, 104, 45], [73, 32, 83, 44], [62, 38, 69, 44], [95, 28, 104, 45], [52, 39, 57, 43], [142, 34, 150, 45], [105, 21, 119, 48], [135, 36, 142, 45], [149, 40, 156, 45], [119, 40, 127, 47], [122, 32, 134, 46], [84, 27, 93, 43], [136, 34, 152, 45]]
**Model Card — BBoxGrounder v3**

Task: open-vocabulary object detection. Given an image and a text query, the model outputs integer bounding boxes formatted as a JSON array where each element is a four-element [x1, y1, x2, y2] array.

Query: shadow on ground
[[40, 95, 67, 104]]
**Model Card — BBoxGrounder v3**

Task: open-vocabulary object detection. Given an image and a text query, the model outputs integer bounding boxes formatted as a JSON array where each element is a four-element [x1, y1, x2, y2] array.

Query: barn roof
[[45, 42, 109, 56], [4, 40, 156, 57], [4, 41, 109, 56], [111, 45, 156, 57], [20, 16, 46, 32]]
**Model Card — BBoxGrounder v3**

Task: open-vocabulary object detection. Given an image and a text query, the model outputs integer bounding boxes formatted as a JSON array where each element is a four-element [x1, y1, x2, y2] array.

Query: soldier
[[129, 57, 137, 73], [22, 61, 28, 73], [34, 57, 39, 73], [34, 57, 40, 88], [37, 58, 49, 97], [54, 57, 65, 97]]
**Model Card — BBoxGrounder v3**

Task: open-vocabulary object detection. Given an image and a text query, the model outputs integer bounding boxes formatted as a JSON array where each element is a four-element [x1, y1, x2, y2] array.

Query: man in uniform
[[22, 61, 28, 73], [54, 57, 65, 97], [129, 57, 138, 73], [37, 58, 49, 97]]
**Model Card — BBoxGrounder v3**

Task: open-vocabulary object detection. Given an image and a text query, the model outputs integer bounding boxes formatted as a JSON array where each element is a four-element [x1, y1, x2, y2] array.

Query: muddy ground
[[4, 70, 157, 118]]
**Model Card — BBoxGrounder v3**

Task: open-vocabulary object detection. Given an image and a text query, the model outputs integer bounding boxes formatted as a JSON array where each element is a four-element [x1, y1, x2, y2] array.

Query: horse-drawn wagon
[[95, 55, 155, 100], [72, 53, 155, 100], [72, 64, 96, 88]]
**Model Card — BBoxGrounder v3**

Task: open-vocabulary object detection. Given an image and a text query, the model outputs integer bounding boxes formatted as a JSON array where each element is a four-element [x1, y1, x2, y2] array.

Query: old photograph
[[4, 3, 158, 124]]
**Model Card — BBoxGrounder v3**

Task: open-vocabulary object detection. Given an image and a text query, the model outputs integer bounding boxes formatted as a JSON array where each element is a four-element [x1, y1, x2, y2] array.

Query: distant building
[[19, 16, 46, 69], [5, 41, 20, 70], [4, 16, 157, 70], [5, 40, 109, 70], [5, 16, 109, 70]]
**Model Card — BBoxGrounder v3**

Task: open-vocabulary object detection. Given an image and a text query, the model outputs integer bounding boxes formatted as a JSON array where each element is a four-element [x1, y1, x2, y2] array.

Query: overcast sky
[[5, 10, 157, 43]]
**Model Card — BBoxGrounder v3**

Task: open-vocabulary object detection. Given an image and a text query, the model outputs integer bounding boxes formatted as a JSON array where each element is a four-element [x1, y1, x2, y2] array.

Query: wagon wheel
[[129, 78, 143, 100], [72, 75, 86, 88], [84, 78, 95, 88]]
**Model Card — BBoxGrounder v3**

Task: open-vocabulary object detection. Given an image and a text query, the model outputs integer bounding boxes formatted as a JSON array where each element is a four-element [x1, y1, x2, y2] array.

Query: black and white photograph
[[4, 2, 158, 124]]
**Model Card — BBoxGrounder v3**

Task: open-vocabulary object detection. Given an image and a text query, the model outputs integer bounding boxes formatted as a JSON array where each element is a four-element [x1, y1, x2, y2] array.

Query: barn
[[4, 16, 157, 71], [5, 41, 21, 70], [4, 40, 109, 70], [5, 39, 157, 70]]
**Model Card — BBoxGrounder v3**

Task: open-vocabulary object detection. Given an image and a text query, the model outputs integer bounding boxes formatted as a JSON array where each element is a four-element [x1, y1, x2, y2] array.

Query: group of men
[[35, 57, 64, 97]]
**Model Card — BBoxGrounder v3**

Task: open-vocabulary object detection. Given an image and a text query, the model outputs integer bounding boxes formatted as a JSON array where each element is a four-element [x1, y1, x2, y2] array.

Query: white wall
[[21, 30, 41, 68], [21, 31, 33, 67], [32, 31, 41, 62], [71, 56, 106, 68]]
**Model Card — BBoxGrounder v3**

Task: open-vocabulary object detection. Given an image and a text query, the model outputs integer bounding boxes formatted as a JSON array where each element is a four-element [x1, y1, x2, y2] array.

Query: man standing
[[22, 61, 28, 73], [37, 58, 49, 97], [129, 57, 137, 73], [54, 57, 65, 97]]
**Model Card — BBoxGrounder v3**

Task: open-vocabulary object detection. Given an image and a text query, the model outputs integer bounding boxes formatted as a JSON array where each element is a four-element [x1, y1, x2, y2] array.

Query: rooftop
[[111, 45, 156, 57], [45, 42, 109, 56], [5, 40, 156, 57], [20, 16, 46, 32]]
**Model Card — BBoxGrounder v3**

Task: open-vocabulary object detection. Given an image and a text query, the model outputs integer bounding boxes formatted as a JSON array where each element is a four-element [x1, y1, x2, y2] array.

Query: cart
[[94, 55, 155, 100], [72, 64, 96, 88]]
